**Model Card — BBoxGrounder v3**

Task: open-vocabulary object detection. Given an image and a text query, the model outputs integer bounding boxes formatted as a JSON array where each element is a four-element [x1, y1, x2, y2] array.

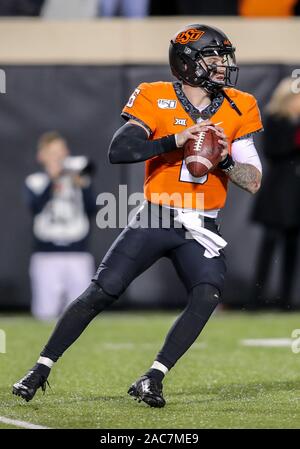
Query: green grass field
[[0, 311, 300, 429]]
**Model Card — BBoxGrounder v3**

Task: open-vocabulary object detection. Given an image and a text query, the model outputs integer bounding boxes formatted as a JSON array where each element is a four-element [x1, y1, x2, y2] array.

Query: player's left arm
[[214, 93, 263, 194], [215, 126, 262, 194], [227, 160, 261, 194]]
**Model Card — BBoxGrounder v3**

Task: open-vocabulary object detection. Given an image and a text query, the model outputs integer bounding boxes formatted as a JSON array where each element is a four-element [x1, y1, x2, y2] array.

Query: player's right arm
[[108, 120, 211, 164], [108, 121, 176, 164], [109, 82, 211, 164]]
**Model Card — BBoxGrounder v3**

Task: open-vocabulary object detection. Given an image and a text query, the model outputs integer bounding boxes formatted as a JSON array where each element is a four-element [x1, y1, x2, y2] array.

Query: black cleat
[[128, 375, 166, 408], [12, 370, 49, 402]]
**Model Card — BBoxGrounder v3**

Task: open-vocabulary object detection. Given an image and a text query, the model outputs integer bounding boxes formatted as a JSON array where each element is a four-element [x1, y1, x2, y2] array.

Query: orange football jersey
[[122, 81, 263, 211]]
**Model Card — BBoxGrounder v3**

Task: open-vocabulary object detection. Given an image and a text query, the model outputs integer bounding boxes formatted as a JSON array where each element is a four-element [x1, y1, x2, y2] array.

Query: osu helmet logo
[[175, 29, 205, 45]]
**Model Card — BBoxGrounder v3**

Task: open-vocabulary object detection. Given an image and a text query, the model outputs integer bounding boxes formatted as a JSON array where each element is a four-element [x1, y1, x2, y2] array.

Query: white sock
[[151, 361, 169, 375], [37, 356, 55, 369]]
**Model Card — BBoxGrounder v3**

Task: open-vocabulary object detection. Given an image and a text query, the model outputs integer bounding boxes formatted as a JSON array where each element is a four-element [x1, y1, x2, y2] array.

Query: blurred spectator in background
[[0, 0, 45, 16], [250, 77, 300, 310], [99, 0, 150, 17], [24, 132, 96, 320], [41, 0, 98, 19], [3, 0, 298, 18], [239, 0, 300, 16]]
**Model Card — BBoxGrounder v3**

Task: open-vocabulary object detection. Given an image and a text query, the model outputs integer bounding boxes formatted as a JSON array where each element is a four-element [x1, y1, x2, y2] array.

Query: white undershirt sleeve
[[231, 136, 262, 174]]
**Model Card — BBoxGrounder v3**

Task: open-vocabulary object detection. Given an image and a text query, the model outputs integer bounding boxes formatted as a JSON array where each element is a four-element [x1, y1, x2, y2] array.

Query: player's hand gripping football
[[175, 121, 228, 160], [175, 120, 213, 148], [213, 125, 228, 161]]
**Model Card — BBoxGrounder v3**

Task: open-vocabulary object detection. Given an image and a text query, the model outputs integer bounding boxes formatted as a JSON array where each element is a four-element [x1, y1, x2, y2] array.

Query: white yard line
[[240, 338, 292, 347], [0, 416, 50, 429]]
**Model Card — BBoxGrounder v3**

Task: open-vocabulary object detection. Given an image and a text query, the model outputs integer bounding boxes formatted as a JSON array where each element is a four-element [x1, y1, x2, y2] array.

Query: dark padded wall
[[0, 66, 124, 308], [0, 64, 298, 309]]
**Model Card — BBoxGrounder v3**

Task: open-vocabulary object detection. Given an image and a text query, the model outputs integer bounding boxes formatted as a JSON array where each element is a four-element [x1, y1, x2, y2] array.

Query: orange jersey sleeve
[[122, 83, 157, 135], [232, 92, 263, 141]]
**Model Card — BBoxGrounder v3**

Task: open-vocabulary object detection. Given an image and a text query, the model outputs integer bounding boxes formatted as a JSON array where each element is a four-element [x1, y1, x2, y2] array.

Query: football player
[[13, 24, 263, 408]]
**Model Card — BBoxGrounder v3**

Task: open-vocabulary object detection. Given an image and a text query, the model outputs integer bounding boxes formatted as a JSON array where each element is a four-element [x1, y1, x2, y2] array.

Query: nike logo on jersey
[[157, 99, 177, 109]]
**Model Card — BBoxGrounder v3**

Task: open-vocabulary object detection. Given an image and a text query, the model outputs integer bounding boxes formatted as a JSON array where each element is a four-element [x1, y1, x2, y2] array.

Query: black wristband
[[218, 154, 235, 172]]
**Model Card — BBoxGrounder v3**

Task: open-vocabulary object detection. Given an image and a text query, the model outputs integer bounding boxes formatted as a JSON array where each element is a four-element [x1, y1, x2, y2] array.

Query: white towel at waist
[[173, 208, 227, 259]]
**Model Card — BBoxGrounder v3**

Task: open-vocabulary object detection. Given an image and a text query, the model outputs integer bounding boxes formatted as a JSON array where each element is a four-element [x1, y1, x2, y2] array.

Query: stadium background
[[0, 16, 300, 311]]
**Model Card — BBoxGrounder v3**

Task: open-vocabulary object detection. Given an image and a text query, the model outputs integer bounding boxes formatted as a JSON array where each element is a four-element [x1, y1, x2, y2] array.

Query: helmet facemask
[[196, 47, 239, 93], [170, 40, 239, 93]]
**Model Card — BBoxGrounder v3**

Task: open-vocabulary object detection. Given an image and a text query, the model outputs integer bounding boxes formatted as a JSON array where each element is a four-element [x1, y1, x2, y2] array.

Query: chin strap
[[220, 89, 242, 116], [200, 62, 242, 117], [183, 73, 243, 117]]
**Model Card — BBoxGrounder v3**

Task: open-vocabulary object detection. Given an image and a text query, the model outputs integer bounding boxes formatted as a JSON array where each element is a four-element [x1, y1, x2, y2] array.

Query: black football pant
[[41, 202, 226, 369]]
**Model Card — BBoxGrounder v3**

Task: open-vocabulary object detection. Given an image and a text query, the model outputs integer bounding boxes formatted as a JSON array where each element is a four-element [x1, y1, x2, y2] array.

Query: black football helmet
[[169, 24, 239, 93]]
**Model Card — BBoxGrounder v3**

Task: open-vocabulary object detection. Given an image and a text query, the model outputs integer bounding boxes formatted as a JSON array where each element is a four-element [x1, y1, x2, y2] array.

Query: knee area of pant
[[189, 283, 221, 304], [93, 266, 126, 297], [77, 281, 118, 312]]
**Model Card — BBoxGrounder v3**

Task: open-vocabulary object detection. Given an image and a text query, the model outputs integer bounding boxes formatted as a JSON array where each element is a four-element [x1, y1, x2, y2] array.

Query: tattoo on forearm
[[228, 162, 261, 193]]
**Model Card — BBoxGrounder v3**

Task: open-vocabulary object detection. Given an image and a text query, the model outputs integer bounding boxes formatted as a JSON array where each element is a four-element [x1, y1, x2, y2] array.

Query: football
[[183, 127, 223, 178]]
